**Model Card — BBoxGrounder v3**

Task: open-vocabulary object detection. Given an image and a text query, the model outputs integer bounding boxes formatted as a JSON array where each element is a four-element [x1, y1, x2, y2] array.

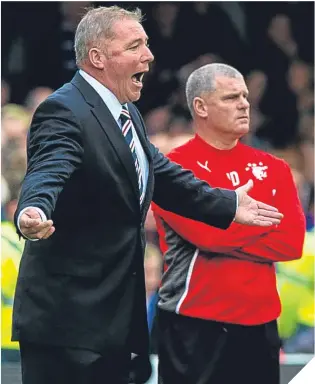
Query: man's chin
[[234, 125, 250, 139], [129, 92, 141, 103], [237, 124, 250, 133]]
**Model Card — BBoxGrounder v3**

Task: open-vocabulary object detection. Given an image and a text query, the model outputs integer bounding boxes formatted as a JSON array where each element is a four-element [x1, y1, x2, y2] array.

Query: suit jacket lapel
[[92, 104, 140, 199], [71, 72, 139, 201]]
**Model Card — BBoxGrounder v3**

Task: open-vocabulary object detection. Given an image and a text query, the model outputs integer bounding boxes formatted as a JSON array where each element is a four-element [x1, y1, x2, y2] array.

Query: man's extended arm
[[151, 143, 237, 230], [15, 98, 83, 239]]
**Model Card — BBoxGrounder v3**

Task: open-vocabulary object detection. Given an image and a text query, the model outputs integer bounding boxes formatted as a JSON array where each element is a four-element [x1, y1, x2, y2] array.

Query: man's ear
[[88, 48, 105, 69], [193, 97, 208, 118]]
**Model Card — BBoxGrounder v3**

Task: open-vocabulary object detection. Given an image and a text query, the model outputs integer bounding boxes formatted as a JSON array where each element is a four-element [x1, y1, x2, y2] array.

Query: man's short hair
[[186, 63, 243, 116], [75, 6, 143, 66]]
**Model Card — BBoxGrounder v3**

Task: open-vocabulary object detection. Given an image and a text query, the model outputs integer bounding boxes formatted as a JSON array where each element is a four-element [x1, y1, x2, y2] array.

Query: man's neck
[[80, 66, 104, 86], [197, 130, 239, 150]]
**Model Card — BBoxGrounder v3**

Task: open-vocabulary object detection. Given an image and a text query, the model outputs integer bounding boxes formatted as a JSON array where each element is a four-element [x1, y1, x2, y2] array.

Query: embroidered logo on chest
[[245, 162, 268, 180]]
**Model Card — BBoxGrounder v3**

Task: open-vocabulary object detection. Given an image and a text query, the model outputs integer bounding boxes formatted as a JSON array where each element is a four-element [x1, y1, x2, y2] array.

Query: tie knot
[[120, 105, 130, 122]]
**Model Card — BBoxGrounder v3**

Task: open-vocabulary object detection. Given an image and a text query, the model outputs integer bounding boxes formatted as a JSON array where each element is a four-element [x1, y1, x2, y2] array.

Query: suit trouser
[[157, 309, 280, 384], [19, 341, 131, 384]]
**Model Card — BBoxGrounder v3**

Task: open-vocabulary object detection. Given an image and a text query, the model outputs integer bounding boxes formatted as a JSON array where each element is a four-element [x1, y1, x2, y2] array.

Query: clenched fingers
[[41, 226, 55, 239], [21, 217, 42, 228]]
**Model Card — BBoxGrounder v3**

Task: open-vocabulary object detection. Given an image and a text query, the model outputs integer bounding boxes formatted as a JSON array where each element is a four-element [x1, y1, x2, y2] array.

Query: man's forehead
[[214, 76, 247, 92], [111, 18, 147, 41]]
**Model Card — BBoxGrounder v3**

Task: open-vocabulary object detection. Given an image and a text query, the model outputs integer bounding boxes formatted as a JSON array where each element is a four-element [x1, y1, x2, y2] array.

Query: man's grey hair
[[75, 6, 143, 66], [186, 63, 243, 116]]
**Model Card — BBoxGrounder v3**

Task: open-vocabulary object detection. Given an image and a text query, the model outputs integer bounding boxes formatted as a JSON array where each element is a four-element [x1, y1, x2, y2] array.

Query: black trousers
[[19, 341, 131, 384], [157, 309, 280, 384]]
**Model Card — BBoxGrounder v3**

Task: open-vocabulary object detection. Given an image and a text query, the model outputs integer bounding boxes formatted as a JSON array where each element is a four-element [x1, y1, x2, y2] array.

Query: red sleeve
[[151, 204, 270, 254], [151, 150, 271, 254], [229, 161, 306, 262]]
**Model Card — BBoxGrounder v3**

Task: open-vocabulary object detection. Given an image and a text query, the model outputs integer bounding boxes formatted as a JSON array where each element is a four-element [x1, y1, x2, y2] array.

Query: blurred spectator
[[1, 105, 30, 181], [267, 14, 298, 60], [1, 176, 11, 211], [144, 205, 160, 248], [149, 133, 174, 155], [1, 196, 24, 361], [277, 228, 314, 354], [24, 86, 54, 116], [291, 167, 313, 216], [144, 243, 162, 305], [146, 3, 183, 72], [1, 79, 11, 106], [300, 138, 314, 185], [297, 91, 314, 117], [144, 242, 162, 353], [27, 1, 92, 90], [256, 14, 300, 146], [168, 116, 191, 136], [177, 54, 223, 88], [287, 60, 313, 96], [180, 3, 250, 73], [169, 132, 194, 150], [1, 104, 30, 139], [242, 70, 272, 150], [1, 104, 29, 190], [2, 148, 27, 203], [144, 106, 171, 135], [287, 61, 314, 126]]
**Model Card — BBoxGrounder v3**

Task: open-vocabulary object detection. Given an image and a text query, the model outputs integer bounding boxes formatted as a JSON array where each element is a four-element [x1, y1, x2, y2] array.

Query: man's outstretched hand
[[19, 207, 55, 240], [234, 180, 283, 226]]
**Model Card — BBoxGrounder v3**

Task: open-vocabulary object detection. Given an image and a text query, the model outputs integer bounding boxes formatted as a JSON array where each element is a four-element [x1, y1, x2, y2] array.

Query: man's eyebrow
[[222, 90, 249, 98], [126, 37, 149, 46], [222, 91, 240, 98]]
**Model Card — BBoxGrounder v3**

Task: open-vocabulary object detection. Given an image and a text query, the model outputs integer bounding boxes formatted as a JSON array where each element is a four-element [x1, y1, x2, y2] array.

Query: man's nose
[[142, 46, 154, 63], [238, 97, 250, 109]]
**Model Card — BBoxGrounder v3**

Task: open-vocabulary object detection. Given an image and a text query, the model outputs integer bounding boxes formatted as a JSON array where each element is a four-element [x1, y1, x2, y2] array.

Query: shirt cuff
[[17, 207, 47, 241]]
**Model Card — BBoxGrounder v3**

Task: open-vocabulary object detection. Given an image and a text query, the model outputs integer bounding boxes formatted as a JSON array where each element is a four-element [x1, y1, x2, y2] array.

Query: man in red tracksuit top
[[152, 63, 306, 384]]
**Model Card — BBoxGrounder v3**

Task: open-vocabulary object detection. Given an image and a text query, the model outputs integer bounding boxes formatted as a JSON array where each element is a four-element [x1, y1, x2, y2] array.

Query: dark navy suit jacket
[[12, 72, 236, 355]]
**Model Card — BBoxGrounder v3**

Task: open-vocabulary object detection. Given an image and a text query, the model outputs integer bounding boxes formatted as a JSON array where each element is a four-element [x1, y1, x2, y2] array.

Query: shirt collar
[[79, 69, 125, 123]]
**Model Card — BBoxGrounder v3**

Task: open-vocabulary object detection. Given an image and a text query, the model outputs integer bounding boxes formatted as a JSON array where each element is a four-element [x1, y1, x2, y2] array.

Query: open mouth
[[131, 72, 145, 86]]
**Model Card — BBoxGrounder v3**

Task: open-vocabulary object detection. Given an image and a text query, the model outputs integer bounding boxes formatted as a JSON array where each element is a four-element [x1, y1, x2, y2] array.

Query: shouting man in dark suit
[[13, 6, 283, 384]]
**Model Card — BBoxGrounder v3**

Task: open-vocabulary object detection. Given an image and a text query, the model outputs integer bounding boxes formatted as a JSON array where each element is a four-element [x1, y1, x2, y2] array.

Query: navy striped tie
[[120, 105, 145, 204]]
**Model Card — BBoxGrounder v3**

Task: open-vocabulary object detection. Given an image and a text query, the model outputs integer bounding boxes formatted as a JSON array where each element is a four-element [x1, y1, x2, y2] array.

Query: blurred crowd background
[[1, 1, 314, 363]]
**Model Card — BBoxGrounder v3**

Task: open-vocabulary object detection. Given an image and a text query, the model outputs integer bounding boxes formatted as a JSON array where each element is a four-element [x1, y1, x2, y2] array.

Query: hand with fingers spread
[[19, 207, 55, 240], [235, 179, 283, 226]]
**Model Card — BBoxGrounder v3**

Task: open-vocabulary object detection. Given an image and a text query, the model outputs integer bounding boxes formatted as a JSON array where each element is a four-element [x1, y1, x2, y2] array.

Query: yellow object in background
[[277, 229, 314, 340], [1, 221, 24, 350]]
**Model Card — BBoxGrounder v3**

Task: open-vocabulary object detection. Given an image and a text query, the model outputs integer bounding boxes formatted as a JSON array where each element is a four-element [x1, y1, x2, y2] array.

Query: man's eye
[[130, 45, 138, 50]]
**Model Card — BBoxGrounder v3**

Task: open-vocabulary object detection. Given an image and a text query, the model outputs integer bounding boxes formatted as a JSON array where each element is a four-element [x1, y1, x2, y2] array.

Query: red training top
[[152, 135, 306, 325]]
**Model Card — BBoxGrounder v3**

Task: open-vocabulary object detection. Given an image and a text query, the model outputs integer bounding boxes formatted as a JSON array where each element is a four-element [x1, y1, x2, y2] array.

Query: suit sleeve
[[14, 98, 83, 234], [149, 143, 236, 230], [130, 103, 236, 230], [229, 161, 306, 262]]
